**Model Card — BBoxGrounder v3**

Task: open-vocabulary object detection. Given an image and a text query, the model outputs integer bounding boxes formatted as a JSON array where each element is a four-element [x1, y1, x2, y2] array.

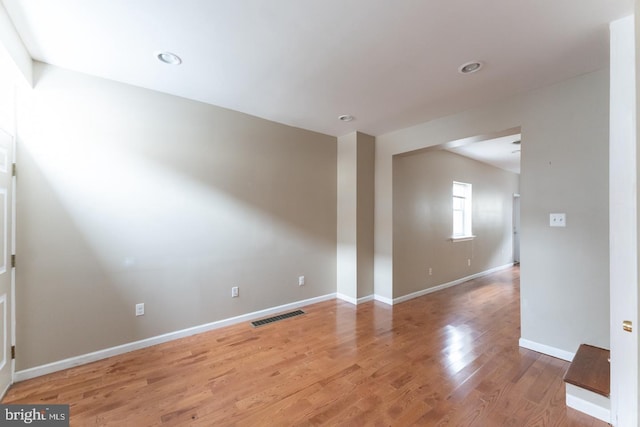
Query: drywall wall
[[0, 1, 31, 85], [336, 132, 374, 302], [377, 68, 610, 355], [393, 150, 518, 297], [356, 133, 374, 299], [15, 63, 337, 370], [337, 133, 358, 300], [520, 69, 609, 353]]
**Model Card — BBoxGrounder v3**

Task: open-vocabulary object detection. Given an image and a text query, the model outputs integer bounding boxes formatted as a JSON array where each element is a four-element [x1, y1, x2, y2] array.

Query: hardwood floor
[[4, 267, 608, 426]]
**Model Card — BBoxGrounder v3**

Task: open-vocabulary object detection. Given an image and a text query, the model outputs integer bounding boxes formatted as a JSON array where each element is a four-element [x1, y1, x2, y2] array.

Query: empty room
[[0, 0, 637, 425]]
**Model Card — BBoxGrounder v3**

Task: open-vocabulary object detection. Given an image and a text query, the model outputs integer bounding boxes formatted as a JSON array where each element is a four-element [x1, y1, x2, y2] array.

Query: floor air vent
[[251, 310, 305, 327]]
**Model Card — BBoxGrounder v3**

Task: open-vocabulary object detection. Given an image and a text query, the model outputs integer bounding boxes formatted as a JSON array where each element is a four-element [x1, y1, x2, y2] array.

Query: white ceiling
[[447, 134, 521, 174], [0, 0, 634, 137]]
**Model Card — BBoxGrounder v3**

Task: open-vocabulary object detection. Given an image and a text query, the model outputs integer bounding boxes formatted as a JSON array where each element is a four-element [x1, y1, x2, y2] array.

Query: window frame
[[451, 181, 474, 241]]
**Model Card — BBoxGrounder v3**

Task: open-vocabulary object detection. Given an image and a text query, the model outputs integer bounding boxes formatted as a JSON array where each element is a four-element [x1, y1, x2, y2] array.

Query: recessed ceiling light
[[458, 61, 483, 74], [338, 114, 354, 122], [512, 140, 521, 145], [157, 52, 182, 65]]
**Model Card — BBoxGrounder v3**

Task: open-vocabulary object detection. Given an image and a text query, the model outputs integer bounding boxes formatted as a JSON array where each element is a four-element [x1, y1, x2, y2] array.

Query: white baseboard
[[0, 379, 10, 401], [14, 293, 336, 382], [336, 293, 374, 305], [392, 263, 515, 305], [566, 384, 611, 423], [518, 338, 575, 362], [357, 295, 374, 304], [373, 294, 393, 305], [336, 293, 356, 304]]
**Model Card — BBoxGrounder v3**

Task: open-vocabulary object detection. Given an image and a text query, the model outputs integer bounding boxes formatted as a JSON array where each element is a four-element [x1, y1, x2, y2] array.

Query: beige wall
[[520, 69, 610, 353], [393, 150, 518, 297], [15, 63, 337, 370], [336, 132, 374, 301], [377, 68, 610, 355], [336, 133, 357, 299], [12, 61, 611, 371], [355, 133, 374, 299]]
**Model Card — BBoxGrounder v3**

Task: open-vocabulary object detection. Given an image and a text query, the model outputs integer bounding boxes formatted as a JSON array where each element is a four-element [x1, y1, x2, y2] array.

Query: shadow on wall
[[15, 64, 338, 370], [17, 147, 137, 370]]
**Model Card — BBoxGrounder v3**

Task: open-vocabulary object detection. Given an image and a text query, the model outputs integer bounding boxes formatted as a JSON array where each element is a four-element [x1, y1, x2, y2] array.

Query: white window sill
[[450, 235, 476, 242]]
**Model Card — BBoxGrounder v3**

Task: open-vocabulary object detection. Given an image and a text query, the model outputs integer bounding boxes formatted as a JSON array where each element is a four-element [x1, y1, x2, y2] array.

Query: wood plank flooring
[[4, 266, 608, 426]]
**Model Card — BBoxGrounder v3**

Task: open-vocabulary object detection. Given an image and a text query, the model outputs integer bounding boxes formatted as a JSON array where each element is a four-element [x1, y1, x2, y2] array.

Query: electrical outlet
[[428, 267, 432, 276], [549, 213, 566, 227], [135, 303, 144, 316], [231, 286, 239, 298], [298, 276, 305, 286], [467, 259, 471, 266]]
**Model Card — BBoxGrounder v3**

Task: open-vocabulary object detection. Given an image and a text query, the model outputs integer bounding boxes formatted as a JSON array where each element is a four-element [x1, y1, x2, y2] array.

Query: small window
[[452, 181, 473, 239]]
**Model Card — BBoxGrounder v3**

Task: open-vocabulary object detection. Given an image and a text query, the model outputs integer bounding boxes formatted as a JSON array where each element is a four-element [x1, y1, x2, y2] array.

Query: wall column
[[337, 132, 374, 303]]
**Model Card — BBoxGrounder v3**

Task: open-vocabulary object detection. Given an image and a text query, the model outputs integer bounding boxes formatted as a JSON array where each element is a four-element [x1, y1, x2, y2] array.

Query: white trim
[[337, 293, 374, 305], [450, 235, 476, 242], [0, 294, 5, 372], [10, 128, 15, 385], [0, 147, 7, 173], [566, 384, 611, 423], [336, 293, 356, 304], [0, 188, 7, 276], [14, 293, 336, 382], [357, 295, 374, 304], [374, 294, 393, 305], [0, 378, 9, 401], [518, 338, 575, 362], [392, 263, 514, 305]]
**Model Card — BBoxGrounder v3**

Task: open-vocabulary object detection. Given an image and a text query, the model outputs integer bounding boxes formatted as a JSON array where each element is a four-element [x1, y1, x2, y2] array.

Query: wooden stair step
[[564, 344, 610, 397]]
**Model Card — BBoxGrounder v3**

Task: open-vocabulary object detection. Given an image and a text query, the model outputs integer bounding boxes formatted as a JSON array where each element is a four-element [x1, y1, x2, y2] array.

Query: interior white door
[[609, 15, 638, 427], [0, 128, 12, 397]]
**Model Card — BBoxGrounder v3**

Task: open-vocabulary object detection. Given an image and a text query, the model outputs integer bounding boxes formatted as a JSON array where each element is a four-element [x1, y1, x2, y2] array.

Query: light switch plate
[[550, 213, 566, 227]]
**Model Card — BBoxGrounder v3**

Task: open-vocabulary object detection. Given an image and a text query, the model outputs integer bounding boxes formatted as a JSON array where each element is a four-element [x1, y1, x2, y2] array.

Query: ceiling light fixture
[[458, 61, 483, 74], [157, 51, 182, 65], [338, 114, 354, 122]]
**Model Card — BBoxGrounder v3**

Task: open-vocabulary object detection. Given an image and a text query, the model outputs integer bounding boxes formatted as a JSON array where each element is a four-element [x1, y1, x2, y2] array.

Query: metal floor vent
[[251, 310, 305, 327]]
